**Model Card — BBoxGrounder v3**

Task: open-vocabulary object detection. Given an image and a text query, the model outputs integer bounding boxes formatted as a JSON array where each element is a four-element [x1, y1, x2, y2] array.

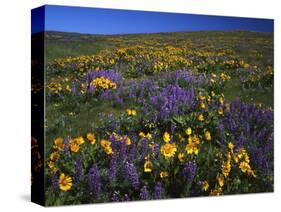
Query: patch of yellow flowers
[[160, 132, 177, 159], [90, 77, 117, 90], [209, 142, 256, 196], [126, 109, 137, 116], [186, 134, 201, 155]]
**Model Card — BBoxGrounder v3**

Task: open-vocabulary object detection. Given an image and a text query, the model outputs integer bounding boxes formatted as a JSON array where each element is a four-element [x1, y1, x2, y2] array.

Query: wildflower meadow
[[40, 30, 274, 205]]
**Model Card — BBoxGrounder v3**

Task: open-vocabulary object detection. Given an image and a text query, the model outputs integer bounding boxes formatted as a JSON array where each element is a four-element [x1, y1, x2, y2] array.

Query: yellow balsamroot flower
[[221, 159, 231, 177], [239, 160, 257, 178], [201, 181, 209, 191], [144, 160, 153, 173], [126, 109, 132, 116], [139, 132, 152, 140], [47, 161, 57, 173], [131, 109, 137, 116], [87, 133, 96, 144], [225, 103, 230, 112], [210, 187, 223, 196], [109, 59, 115, 64], [146, 133, 152, 140], [207, 95, 211, 103], [54, 137, 64, 151], [163, 132, 171, 143], [228, 142, 234, 152], [218, 107, 224, 115], [139, 132, 145, 138], [160, 171, 169, 178], [243, 63, 250, 69], [104, 146, 113, 155], [200, 102, 206, 110], [185, 127, 192, 136], [237, 148, 250, 163], [211, 91, 215, 97], [204, 131, 211, 141], [185, 142, 199, 155], [69, 140, 80, 153], [161, 143, 177, 159], [69, 136, 85, 152], [49, 151, 59, 162], [66, 84, 71, 92], [217, 175, 225, 187], [59, 173, 72, 192], [247, 169, 257, 178], [219, 96, 224, 105], [100, 139, 111, 148], [100, 139, 113, 155], [125, 137, 132, 145], [239, 161, 250, 173], [189, 134, 200, 144], [197, 114, 204, 121], [186, 134, 200, 155], [199, 94, 206, 101], [76, 136, 85, 145], [178, 153, 185, 162], [211, 73, 217, 78]]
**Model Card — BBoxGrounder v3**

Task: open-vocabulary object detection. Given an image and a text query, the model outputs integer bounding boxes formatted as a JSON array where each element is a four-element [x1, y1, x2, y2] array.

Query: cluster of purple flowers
[[182, 161, 197, 183], [139, 186, 150, 200], [220, 99, 273, 175], [124, 161, 140, 190], [88, 165, 102, 197], [149, 84, 195, 120], [73, 154, 83, 185], [153, 182, 163, 199], [51, 173, 58, 192]]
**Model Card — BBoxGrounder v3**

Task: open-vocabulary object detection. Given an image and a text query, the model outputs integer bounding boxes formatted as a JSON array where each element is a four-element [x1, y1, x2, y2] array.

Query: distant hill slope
[[32, 30, 273, 63]]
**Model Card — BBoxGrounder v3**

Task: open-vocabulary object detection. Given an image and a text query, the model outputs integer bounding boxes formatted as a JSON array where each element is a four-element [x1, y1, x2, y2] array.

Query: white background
[[0, 0, 280, 211]]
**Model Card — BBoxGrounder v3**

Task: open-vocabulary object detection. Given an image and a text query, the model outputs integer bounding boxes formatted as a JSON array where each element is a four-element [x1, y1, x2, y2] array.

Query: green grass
[[224, 76, 273, 107]]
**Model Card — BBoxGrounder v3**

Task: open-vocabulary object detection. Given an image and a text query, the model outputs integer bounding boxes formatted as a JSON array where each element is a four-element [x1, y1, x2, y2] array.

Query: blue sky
[[32, 5, 273, 34]]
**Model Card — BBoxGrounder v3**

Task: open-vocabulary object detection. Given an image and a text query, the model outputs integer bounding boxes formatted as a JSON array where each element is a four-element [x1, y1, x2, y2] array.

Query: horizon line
[[32, 29, 274, 36]]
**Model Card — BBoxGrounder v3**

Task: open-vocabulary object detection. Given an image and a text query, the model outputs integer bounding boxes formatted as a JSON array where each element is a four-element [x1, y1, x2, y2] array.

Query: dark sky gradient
[[32, 5, 274, 35], [31, 6, 45, 34]]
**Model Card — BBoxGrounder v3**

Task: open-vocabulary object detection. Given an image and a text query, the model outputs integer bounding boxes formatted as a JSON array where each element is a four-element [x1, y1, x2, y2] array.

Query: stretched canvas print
[[31, 5, 274, 206]]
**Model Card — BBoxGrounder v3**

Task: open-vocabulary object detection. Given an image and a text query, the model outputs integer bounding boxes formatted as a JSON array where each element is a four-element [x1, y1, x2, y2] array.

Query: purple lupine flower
[[51, 173, 58, 191], [140, 137, 149, 160], [74, 155, 83, 185], [119, 141, 127, 162], [124, 161, 140, 190], [114, 94, 123, 105], [109, 153, 118, 182], [153, 182, 163, 199], [147, 84, 196, 121], [128, 134, 137, 161], [63, 136, 70, 152], [153, 143, 160, 158], [88, 165, 102, 197], [182, 161, 197, 183], [140, 186, 149, 200], [128, 80, 137, 100], [111, 193, 119, 202]]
